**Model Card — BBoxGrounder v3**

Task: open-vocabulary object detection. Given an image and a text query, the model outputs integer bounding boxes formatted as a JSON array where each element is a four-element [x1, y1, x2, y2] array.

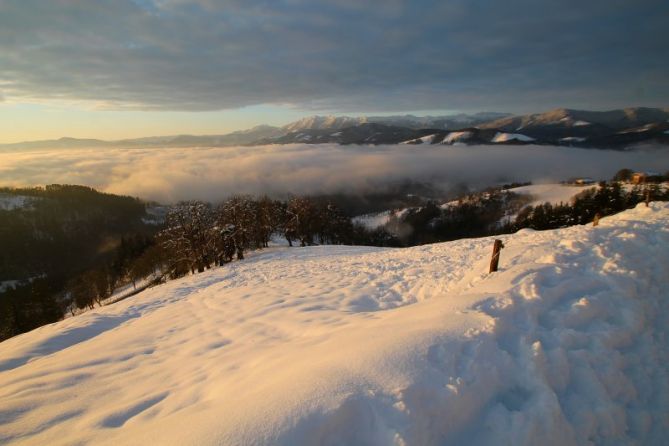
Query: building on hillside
[[571, 177, 596, 185], [632, 172, 661, 184]]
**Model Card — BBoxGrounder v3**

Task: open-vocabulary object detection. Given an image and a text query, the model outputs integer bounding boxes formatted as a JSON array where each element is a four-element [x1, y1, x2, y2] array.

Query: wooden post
[[489, 239, 504, 273], [643, 176, 650, 207], [593, 212, 601, 227]]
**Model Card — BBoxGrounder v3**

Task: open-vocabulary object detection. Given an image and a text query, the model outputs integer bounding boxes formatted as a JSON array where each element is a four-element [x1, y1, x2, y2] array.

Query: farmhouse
[[632, 171, 661, 184]]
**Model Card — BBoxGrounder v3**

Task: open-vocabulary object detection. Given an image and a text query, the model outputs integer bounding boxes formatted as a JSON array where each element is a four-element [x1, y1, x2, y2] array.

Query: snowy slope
[[442, 131, 474, 144], [0, 194, 36, 211], [400, 134, 437, 144], [351, 210, 394, 229], [508, 183, 596, 208], [352, 209, 409, 229], [1, 203, 668, 445], [492, 132, 535, 143], [282, 116, 368, 132]]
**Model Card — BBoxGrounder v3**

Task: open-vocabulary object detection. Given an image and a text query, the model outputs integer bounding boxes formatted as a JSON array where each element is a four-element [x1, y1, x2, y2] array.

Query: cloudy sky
[[0, 0, 667, 142]]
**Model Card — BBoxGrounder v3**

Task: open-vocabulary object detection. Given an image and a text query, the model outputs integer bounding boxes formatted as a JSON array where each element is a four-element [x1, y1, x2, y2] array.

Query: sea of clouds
[[1, 144, 668, 203]]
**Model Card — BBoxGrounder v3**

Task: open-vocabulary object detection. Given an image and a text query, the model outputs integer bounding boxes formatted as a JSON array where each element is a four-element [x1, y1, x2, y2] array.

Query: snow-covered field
[[354, 184, 596, 230], [508, 183, 597, 208], [0, 280, 21, 293], [0, 194, 36, 211], [352, 210, 395, 229], [492, 132, 535, 143], [443, 131, 473, 144], [352, 209, 409, 230], [1, 203, 668, 445]]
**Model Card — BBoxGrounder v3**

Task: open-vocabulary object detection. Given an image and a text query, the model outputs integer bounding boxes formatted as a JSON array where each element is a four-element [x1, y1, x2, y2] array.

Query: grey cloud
[[0, 0, 668, 112], [0, 144, 667, 203]]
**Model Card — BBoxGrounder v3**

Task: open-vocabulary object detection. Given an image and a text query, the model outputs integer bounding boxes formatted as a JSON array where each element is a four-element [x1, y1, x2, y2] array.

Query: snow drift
[[1, 203, 668, 445]]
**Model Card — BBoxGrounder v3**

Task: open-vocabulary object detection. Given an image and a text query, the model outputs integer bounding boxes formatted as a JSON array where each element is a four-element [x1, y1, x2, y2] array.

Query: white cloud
[[1, 144, 667, 203]]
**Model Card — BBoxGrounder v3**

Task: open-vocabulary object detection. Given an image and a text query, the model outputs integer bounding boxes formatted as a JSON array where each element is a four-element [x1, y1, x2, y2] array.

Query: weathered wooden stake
[[489, 239, 504, 273], [593, 212, 601, 227], [645, 189, 650, 207]]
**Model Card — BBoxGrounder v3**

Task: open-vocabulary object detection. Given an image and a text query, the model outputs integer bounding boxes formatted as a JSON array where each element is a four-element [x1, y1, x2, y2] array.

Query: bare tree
[[216, 196, 255, 261], [159, 201, 216, 274], [285, 197, 319, 246]]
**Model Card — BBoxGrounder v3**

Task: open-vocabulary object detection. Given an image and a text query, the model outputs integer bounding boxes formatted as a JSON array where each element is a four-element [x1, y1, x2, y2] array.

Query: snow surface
[[352, 210, 393, 229], [560, 137, 586, 143], [0, 280, 21, 293], [573, 120, 591, 126], [439, 199, 460, 209], [141, 205, 168, 226], [508, 183, 596, 208], [492, 132, 535, 143], [1, 203, 669, 445], [352, 209, 409, 230], [442, 131, 473, 144], [417, 134, 437, 143], [0, 276, 45, 294], [0, 194, 36, 211], [400, 134, 437, 145]]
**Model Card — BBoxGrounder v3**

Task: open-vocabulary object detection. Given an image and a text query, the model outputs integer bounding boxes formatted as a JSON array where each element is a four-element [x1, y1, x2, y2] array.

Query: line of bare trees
[[157, 195, 355, 277], [58, 195, 362, 314]]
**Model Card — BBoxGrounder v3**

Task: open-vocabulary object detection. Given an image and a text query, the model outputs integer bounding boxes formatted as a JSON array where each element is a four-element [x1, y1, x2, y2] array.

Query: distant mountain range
[[0, 125, 285, 150], [262, 107, 669, 148], [3, 108, 668, 150], [280, 112, 510, 132]]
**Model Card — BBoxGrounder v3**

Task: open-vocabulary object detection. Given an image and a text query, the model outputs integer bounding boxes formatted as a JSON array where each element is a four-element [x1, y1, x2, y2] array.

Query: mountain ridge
[[2, 107, 668, 150]]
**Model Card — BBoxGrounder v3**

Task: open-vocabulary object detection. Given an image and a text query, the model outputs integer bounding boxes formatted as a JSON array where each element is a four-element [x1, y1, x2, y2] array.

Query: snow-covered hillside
[[491, 132, 535, 143], [0, 194, 37, 211], [352, 209, 410, 230], [282, 115, 368, 132], [1, 203, 668, 445], [507, 183, 597, 208], [353, 184, 595, 230], [352, 209, 395, 229]]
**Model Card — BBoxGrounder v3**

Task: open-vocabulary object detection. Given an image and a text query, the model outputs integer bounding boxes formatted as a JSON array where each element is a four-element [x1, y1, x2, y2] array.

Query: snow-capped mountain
[[259, 123, 425, 145], [1, 203, 668, 445], [478, 107, 669, 137], [2, 107, 668, 150], [266, 125, 538, 146], [259, 107, 669, 148], [280, 112, 511, 132], [281, 115, 369, 132]]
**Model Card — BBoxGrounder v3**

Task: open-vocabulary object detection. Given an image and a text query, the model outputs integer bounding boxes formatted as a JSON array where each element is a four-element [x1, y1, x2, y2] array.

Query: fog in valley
[[2, 144, 668, 203]]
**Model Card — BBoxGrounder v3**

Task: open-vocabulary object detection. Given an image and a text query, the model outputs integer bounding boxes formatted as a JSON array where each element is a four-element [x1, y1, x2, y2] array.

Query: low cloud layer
[[2, 144, 668, 204], [1, 0, 667, 111]]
